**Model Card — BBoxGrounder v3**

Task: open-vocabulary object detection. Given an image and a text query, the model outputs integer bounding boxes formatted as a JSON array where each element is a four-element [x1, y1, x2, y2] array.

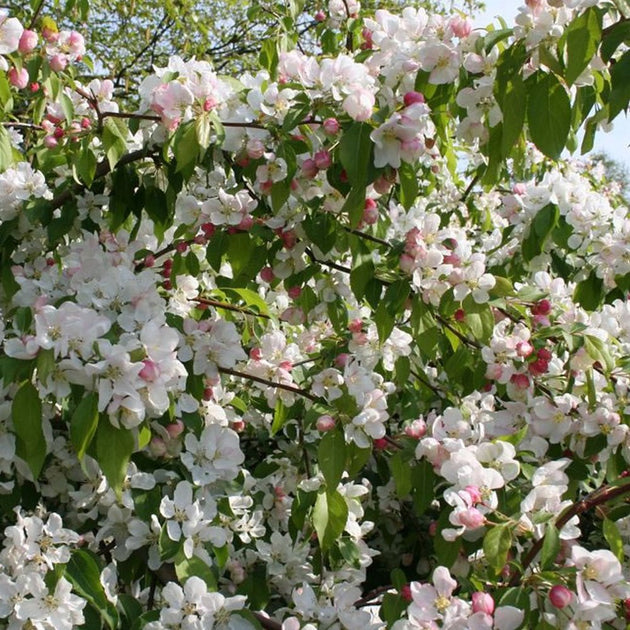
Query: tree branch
[[218, 366, 320, 403], [509, 480, 630, 587]]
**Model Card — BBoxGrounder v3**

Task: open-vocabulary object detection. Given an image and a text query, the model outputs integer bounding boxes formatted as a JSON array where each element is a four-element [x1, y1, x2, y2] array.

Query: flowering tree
[[1, 1, 630, 629]]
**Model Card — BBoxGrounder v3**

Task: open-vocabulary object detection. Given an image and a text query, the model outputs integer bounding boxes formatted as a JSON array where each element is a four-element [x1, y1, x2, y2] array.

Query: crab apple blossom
[[0, 1, 629, 629]]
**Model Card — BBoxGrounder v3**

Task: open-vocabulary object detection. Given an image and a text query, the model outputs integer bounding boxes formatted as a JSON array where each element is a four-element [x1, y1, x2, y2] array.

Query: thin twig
[[305, 248, 352, 274], [344, 226, 391, 248], [28, 0, 46, 29], [194, 296, 270, 319], [218, 366, 320, 403], [509, 480, 630, 587]]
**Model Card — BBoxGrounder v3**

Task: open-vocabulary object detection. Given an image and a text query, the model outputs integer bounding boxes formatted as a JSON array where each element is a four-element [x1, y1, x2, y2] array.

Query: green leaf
[[195, 113, 213, 152], [540, 524, 560, 570], [95, 418, 134, 497], [102, 117, 128, 169], [564, 7, 601, 86], [375, 280, 410, 343], [303, 212, 337, 254], [66, 550, 119, 629], [462, 296, 494, 345], [583, 335, 615, 371], [318, 428, 347, 491], [501, 74, 526, 156], [221, 287, 271, 317], [74, 142, 97, 187], [173, 121, 199, 173], [271, 399, 287, 436], [70, 392, 99, 460], [522, 204, 559, 262], [159, 523, 182, 561], [12, 381, 46, 479], [389, 452, 412, 498], [339, 122, 373, 187], [573, 271, 603, 311], [259, 38, 279, 76], [609, 49, 630, 122], [434, 510, 461, 568], [381, 592, 408, 627], [603, 518, 624, 562], [342, 185, 367, 228], [36, 348, 55, 386], [0, 126, 14, 171], [282, 101, 312, 131], [350, 242, 375, 302], [411, 459, 435, 516], [483, 524, 512, 575], [601, 19, 630, 62], [313, 489, 348, 552], [398, 161, 418, 210], [174, 552, 217, 590], [526, 71, 571, 159]]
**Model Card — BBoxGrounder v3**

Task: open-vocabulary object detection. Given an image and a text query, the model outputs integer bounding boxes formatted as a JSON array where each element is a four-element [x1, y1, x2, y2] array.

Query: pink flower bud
[[549, 585, 573, 609], [166, 420, 184, 438], [18, 30, 38, 54], [472, 592, 495, 615], [334, 353, 350, 368], [301, 158, 319, 179], [464, 485, 482, 504], [510, 373, 530, 390], [231, 418, 245, 432], [260, 267, 275, 282], [201, 222, 215, 237], [457, 507, 485, 528], [237, 215, 254, 230], [246, 138, 266, 160], [287, 285, 302, 299], [403, 91, 425, 107], [143, 254, 156, 267], [373, 437, 388, 450], [322, 117, 340, 135], [316, 415, 336, 431], [42, 27, 59, 43], [404, 419, 426, 439], [454, 308, 465, 322], [139, 359, 160, 382], [512, 183, 527, 195], [348, 319, 363, 333], [43, 135, 58, 149], [53, 126, 65, 139], [314, 10, 326, 22], [400, 585, 412, 602], [516, 340, 534, 357], [449, 15, 472, 38], [313, 149, 331, 170], [281, 230, 297, 249], [8, 67, 29, 89], [49, 54, 68, 72], [250, 347, 262, 361]]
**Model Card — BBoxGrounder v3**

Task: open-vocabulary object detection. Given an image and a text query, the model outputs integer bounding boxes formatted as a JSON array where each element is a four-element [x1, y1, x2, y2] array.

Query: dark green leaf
[[565, 7, 601, 86], [102, 118, 128, 169], [339, 122, 373, 187], [12, 381, 46, 479], [501, 75, 526, 156], [573, 271, 603, 311], [609, 50, 630, 122], [95, 418, 134, 497], [66, 549, 119, 629], [318, 428, 347, 490], [540, 524, 560, 570], [603, 518, 624, 562], [313, 489, 348, 551], [398, 161, 418, 210], [526, 72, 571, 159], [483, 524, 512, 575], [70, 392, 99, 460], [174, 552, 217, 590]]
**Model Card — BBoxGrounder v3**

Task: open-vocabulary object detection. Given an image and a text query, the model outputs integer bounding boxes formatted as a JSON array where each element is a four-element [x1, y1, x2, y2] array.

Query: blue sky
[[473, 0, 630, 168]]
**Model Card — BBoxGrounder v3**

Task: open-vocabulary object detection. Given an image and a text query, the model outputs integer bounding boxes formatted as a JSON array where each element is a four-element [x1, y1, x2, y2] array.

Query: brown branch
[[305, 248, 352, 274], [28, 0, 46, 29], [252, 612, 282, 630], [460, 173, 480, 203], [194, 297, 270, 319], [354, 584, 394, 607], [509, 480, 630, 587], [218, 366, 320, 403], [344, 226, 391, 248], [436, 314, 482, 349]]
